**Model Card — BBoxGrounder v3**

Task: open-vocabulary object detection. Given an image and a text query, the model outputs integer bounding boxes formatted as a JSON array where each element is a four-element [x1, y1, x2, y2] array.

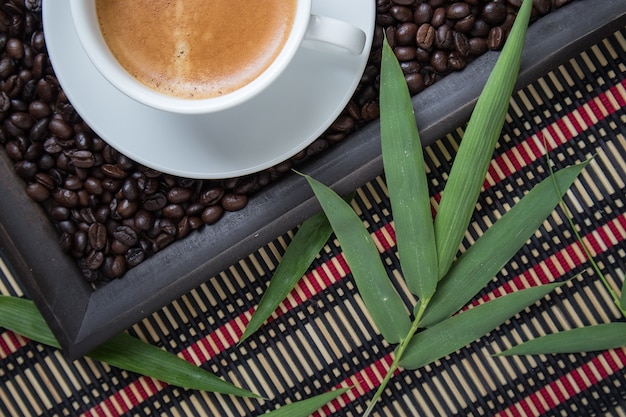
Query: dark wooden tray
[[1, 0, 625, 359]]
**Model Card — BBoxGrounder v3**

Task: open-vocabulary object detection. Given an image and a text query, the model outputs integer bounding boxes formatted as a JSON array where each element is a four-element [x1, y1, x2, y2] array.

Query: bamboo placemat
[[1, 28, 625, 417]]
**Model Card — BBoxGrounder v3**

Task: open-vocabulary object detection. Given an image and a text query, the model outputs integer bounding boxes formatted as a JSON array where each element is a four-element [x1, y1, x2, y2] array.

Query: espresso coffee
[[95, 0, 297, 99]]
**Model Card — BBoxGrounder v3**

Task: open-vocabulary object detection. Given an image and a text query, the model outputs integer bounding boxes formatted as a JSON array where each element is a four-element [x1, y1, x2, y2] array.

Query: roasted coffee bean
[[201, 205, 224, 225], [453, 31, 470, 56], [446, 2, 471, 19], [100, 163, 126, 179], [33, 174, 54, 192], [74, 131, 92, 150], [435, 25, 453, 50], [64, 175, 83, 190], [28, 117, 48, 141], [394, 22, 417, 45], [133, 209, 154, 231], [167, 186, 193, 204], [85, 250, 104, 270], [162, 203, 184, 219], [11, 97, 29, 113], [83, 177, 103, 195], [113, 226, 137, 247], [405, 72, 425, 95], [36, 76, 58, 103], [53, 188, 79, 207], [9, 111, 34, 130], [25, 0, 42, 13], [125, 247, 145, 268], [360, 101, 380, 121], [306, 138, 328, 155], [143, 192, 167, 211], [468, 36, 488, 55], [49, 205, 70, 222], [199, 187, 224, 206], [42, 137, 61, 154], [415, 23, 435, 49], [454, 14, 476, 33], [233, 177, 258, 195], [394, 46, 417, 61], [389, 5, 413, 22], [73, 230, 88, 256], [487, 26, 504, 50], [176, 216, 191, 239], [32, 52, 46, 79], [101, 177, 121, 193], [25, 181, 49, 202], [187, 216, 203, 230], [14, 159, 37, 178], [0, 58, 15, 80], [88, 222, 107, 250], [77, 207, 96, 224], [330, 114, 355, 133], [154, 232, 175, 251], [57, 220, 77, 236], [110, 239, 129, 255], [0, 75, 25, 99], [430, 7, 447, 27], [448, 51, 468, 71], [115, 198, 138, 218], [6, 38, 24, 60], [69, 149, 94, 168], [184, 202, 204, 217], [101, 255, 126, 279], [414, 3, 433, 24], [470, 18, 491, 37], [118, 178, 137, 200], [23, 141, 43, 161], [481, 2, 507, 25], [400, 60, 421, 74], [431, 50, 449, 73]]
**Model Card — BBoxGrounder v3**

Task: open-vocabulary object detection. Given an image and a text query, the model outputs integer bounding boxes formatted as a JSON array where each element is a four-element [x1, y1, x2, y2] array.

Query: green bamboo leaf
[[620, 280, 626, 312], [433, 0, 533, 278], [241, 193, 354, 344], [300, 172, 411, 344], [260, 388, 350, 416], [0, 296, 259, 398], [399, 281, 565, 370], [419, 163, 587, 328], [380, 37, 437, 300], [496, 323, 626, 356]]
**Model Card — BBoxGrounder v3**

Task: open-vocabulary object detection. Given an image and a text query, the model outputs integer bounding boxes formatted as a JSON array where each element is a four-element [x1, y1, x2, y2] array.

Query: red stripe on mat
[[495, 347, 626, 417], [468, 214, 626, 308], [485, 79, 626, 187]]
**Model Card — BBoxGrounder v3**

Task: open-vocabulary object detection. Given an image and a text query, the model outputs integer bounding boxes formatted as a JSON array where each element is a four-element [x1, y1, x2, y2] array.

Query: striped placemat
[[1, 28, 625, 417]]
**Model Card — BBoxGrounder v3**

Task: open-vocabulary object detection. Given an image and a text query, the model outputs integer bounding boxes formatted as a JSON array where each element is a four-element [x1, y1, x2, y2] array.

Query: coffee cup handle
[[304, 15, 366, 55]]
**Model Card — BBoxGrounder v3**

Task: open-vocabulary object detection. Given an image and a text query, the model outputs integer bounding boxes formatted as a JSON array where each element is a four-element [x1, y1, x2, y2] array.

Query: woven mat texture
[[1, 27, 626, 417]]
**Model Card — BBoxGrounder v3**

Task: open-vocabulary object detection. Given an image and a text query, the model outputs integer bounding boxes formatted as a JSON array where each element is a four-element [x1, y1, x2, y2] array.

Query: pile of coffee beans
[[0, 0, 572, 284]]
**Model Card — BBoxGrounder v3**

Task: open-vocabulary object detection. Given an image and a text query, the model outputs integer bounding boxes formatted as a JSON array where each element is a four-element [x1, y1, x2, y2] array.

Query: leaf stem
[[362, 298, 431, 417], [545, 147, 626, 317]]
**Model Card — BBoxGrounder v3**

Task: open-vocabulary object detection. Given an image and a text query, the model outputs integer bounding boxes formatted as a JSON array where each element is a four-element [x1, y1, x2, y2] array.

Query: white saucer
[[43, 2, 375, 179]]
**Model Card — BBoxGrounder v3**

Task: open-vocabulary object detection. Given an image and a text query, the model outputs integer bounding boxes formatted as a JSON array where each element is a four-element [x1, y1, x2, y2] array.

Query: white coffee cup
[[70, 0, 367, 115]]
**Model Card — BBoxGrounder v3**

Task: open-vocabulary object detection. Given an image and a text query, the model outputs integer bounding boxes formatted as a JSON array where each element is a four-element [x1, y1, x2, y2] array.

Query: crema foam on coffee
[[96, 0, 297, 99]]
